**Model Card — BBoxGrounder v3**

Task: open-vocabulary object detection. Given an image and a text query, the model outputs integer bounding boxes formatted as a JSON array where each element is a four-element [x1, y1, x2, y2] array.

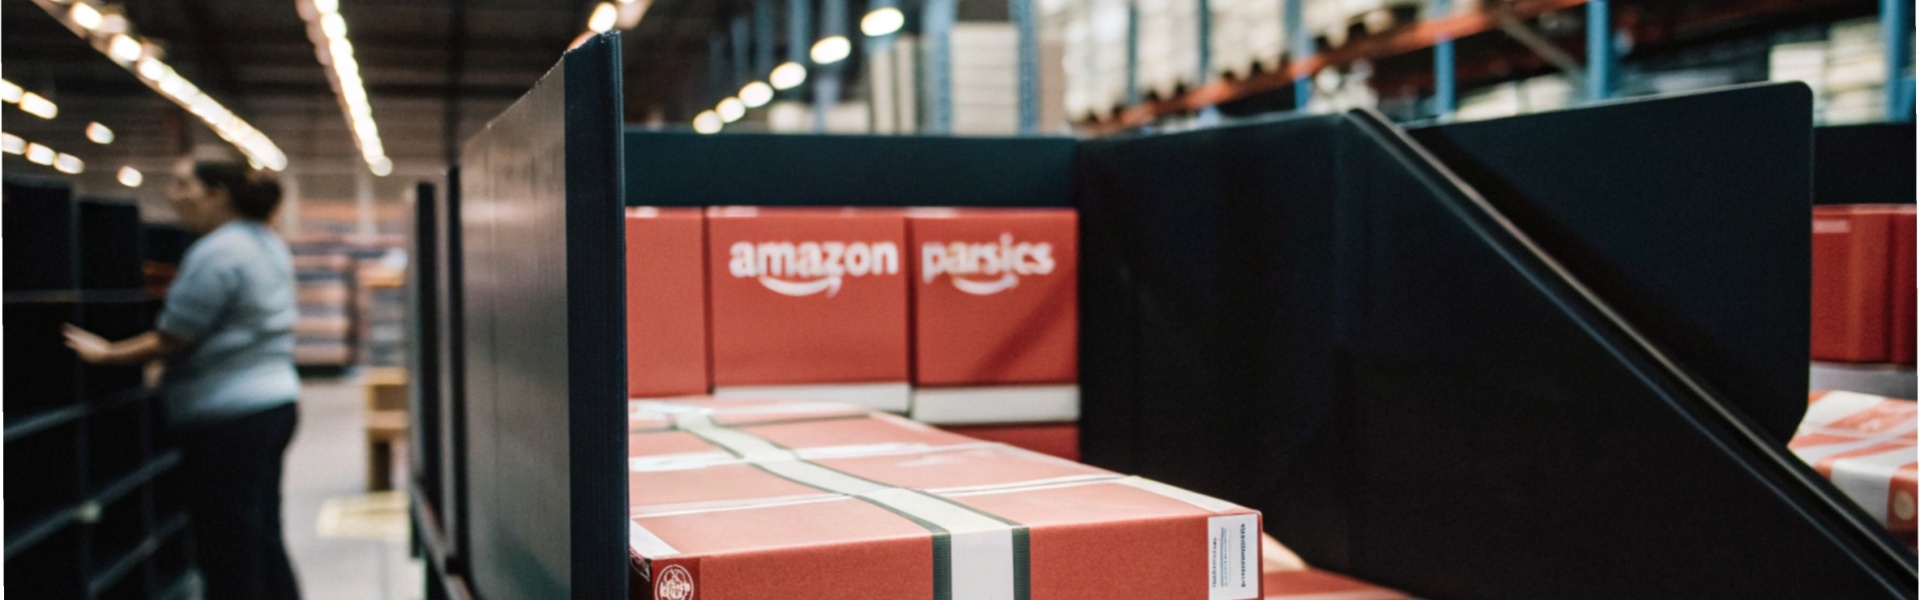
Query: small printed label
[[1208, 514, 1259, 600], [1813, 219, 1852, 234]]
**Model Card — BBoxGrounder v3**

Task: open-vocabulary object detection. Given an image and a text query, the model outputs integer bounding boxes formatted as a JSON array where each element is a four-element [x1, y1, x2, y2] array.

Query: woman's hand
[[63, 324, 115, 364]]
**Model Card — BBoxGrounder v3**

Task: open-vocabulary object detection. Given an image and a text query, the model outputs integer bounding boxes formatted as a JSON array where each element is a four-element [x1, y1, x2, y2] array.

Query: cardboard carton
[[907, 209, 1078, 424], [705, 208, 911, 411], [1792, 390, 1917, 545], [1890, 208, 1915, 365], [625, 207, 711, 398], [1811, 206, 1897, 362], [628, 399, 1263, 600]]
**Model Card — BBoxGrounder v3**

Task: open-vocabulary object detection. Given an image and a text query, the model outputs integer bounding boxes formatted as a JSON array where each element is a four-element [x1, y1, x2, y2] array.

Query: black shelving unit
[[3, 178, 198, 599]]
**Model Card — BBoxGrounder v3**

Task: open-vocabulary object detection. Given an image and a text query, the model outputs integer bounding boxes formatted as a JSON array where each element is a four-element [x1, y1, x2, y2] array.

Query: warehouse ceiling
[[1, 0, 1001, 202], [1, 0, 632, 202]]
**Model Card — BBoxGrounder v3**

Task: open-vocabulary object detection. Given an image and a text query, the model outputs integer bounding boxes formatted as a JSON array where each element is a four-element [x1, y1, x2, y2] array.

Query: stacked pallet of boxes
[[292, 251, 356, 368], [1055, 0, 1131, 120], [625, 207, 1083, 460], [1770, 16, 1898, 125], [2, 178, 197, 599]]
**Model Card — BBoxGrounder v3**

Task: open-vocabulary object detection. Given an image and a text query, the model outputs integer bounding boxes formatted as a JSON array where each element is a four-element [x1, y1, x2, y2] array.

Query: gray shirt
[[157, 220, 300, 428]]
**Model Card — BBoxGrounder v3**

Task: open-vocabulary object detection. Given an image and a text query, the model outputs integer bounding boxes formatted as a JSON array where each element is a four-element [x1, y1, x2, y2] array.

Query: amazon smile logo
[[727, 240, 901, 297], [920, 233, 1056, 296]]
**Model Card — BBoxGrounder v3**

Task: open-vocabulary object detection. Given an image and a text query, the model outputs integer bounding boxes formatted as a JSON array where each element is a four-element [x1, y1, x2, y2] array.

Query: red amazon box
[[625, 207, 710, 398], [627, 399, 1263, 600], [908, 209, 1079, 424], [705, 208, 911, 410], [1891, 208, 1915, 365], [1812, 206, 1898, 363], [908, 208, 1078, 385]]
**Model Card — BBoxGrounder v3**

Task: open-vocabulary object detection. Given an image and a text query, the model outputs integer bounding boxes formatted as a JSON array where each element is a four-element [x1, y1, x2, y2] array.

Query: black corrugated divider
[[1406, 85, 1814, 443], [1076, 84, 1915, 598], [1812, 123, 1917, 205], [406, 182, 445, 565], [621, 131, 1076, 207], [453, 33, 625, 599]]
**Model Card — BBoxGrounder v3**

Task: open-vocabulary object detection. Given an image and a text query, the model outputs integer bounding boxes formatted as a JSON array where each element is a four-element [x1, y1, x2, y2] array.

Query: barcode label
[[1208, 514, 1259, 600]]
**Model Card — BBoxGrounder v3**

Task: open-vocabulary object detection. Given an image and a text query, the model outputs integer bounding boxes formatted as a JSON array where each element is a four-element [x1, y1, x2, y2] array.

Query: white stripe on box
[[1119, 477, 1246, 513], [908, 384, 1080, 425], [1792, 419, 1918, 463], [863, 488, 1017, 600], [634, 493, 849, 518], [1827, 446, 1919, 524], [629, 522, 679, 558], [1801, 391, 1891, 429], [711, 382, 913, 413], [628, 451, 738, 472], [929, 473, 1127, 496], [670, 406, 1019, 598]]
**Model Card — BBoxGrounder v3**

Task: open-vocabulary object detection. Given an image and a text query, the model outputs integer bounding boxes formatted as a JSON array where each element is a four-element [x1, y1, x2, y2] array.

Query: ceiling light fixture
[[31, 0, 286, 170], [716, 97, 746, 123], [860, 7, 904, 37], [739, 81, 774, 108], [68, 2, 102, 30], [810, 35, 851, 64], [0, 79, 22, 103], [85, 122, 114, 144], [769, 61, 807, 90], [0, 133, 24, 154], [588, 2, 618, 33], [692, 110, 723, 134], [18, 92, 58, 119], [25, 143, 55, 165], [54, 153, 84, 174], [300, 0, 387, 175], [117, 166, 143, 187]]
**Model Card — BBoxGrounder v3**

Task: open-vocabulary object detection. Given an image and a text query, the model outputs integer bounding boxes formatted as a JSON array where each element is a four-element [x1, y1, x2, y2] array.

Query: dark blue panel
[[457, 33, 626, 600], [622, 131, 1075, 208], [1409, 83, 1815, 443]]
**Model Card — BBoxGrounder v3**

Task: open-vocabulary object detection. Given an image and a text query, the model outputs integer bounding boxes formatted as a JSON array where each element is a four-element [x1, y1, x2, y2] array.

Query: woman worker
[[65, 159, 303, 599]]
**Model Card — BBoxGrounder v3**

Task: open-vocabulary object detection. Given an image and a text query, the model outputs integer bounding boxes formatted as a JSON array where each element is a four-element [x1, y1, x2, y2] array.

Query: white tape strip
[[1827, 446, 1918, 524], [672, 408, 1017, 599], [629, 522, 680, 559], [634, 493, 848, 518], [930, 474, 1128, 496], [1792, 418, 1918, 462], [1801, 391, 1890, 429], [1118, 477, 1245, 513]]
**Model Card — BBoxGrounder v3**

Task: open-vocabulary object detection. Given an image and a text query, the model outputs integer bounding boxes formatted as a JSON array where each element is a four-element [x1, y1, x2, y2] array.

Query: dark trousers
[[175, 403, 303, 600]]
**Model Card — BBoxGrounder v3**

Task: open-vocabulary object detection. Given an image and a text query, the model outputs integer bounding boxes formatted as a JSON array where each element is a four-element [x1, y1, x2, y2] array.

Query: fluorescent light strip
[[300, 0, 388, 175], [5, 134, 82, 174], [29, 0, 287, 170]]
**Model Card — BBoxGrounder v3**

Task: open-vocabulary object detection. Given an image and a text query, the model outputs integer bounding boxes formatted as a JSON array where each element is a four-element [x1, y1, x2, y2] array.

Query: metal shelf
[[4, 506, 80, 561], [4, 404, 87, 442], [85, 512, 189, 599]]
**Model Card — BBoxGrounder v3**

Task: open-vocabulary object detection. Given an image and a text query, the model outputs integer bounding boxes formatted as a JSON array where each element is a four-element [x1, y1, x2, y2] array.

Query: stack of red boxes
[[623, 207, 1086, 459], [907, 209, 1082, 459], [626, 398, 1264, 600], [1811, 205, 1917, 365]]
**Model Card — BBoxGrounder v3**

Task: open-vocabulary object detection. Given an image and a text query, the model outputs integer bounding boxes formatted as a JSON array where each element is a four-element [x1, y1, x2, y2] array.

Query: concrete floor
[[283, 375, 421, 600]]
